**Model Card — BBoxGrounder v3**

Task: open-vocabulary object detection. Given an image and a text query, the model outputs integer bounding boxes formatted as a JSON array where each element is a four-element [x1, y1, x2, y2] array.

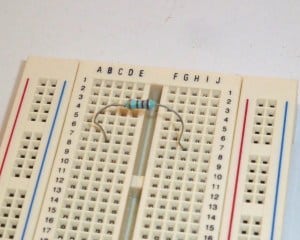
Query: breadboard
[[0, 57, 297, 240]]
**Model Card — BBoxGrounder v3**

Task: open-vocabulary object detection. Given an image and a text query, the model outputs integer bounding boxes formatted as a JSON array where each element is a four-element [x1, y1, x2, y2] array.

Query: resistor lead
[[93, 99, 184, 149]]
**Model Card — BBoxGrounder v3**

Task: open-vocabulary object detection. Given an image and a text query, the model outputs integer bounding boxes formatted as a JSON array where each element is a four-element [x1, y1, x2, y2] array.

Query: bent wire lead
[[93, 99, 185, 149]]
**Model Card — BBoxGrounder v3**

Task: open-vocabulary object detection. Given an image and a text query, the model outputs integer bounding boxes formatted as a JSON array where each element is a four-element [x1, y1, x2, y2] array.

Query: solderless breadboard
[[0, 57, 297, 240]]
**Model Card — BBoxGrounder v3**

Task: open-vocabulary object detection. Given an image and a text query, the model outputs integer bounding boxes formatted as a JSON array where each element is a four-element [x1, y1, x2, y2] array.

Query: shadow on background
[[0, 61, 25, 147]]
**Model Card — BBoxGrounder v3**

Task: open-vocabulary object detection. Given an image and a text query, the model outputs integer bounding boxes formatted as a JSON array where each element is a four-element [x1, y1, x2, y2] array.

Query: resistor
[[93, 99, 184, 149], [124, 99, 156, 110]]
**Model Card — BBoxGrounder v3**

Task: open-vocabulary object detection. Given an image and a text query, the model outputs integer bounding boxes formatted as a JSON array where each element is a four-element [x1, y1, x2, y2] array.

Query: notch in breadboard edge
[[0, 57, 298, 240]]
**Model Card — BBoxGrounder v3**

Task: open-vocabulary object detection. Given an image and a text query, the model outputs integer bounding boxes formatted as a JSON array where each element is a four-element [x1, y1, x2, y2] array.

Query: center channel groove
[[120, 84, 163, 240]]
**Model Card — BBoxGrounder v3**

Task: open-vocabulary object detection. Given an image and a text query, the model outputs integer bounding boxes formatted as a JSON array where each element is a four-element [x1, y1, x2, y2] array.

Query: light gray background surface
[[0, 1, 299, 239]]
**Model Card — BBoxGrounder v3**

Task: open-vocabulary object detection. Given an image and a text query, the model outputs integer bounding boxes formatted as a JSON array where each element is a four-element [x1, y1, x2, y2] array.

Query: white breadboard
[[0, 57, 297, 240]]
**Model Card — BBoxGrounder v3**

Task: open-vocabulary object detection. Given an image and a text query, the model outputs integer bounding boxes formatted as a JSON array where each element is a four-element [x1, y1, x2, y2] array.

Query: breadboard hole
[[11, 132, 42, 179], [0, 189, 26, 239]]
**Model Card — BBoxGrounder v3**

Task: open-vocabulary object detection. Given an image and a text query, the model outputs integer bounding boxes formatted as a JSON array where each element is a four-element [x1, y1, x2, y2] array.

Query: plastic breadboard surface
[[0, 57, 297, 240]]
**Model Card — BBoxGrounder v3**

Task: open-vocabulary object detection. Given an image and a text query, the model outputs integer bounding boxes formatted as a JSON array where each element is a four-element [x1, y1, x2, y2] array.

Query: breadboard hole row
[[153, 153, 210, 171], [76, 135, 134, 154], [94, 79, 145, 91], [252, 99, 277, 145], [55, 231, 115, 240], [69, 160, 127, 185], [90, 79, 146, 105], [140, 226, 201, 240], [168, 86, 221, 98], [165, 98, 220, 114], [28, 78, 58, 123], [0, 189, 26, 239], [11, 131, 42, 179]]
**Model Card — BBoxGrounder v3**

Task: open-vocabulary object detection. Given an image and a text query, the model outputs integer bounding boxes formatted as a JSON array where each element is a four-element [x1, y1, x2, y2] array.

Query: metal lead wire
[[93, 100, 184, 149], [93, 103, 124, 142], [156, 103, 184, 149]]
